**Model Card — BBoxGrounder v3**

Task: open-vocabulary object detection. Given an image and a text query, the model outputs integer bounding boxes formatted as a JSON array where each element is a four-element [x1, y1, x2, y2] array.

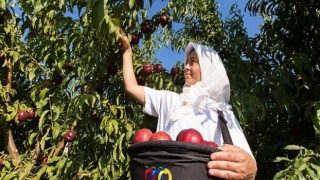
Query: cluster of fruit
[[142, 63, 179, 77], [132, 128, 218, 148], [17, 109, 36, 122], [130, 14, 169, 45]]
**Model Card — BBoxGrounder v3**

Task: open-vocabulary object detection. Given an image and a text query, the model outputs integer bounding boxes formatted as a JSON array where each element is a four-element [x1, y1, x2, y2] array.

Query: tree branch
[[53, 140, 65, 157], [5, 57, 20, 164], [31, 141, 40, 165], [5, 128, 19, 163]]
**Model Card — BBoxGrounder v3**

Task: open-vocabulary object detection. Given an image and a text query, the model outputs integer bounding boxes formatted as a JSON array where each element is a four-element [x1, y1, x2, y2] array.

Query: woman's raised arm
[[119, 35, 145, 105]]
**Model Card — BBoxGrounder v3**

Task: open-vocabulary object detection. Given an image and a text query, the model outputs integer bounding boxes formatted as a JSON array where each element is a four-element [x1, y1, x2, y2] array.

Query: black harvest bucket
[[128, 111, 233, 180], [127, 141, 221, 180]]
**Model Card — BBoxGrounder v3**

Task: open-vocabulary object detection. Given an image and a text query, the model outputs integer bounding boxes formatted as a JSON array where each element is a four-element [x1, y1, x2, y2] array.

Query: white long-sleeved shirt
[[143, 87, 254, 157]]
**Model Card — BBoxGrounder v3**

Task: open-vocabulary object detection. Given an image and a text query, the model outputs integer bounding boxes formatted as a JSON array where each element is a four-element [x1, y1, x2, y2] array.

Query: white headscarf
[[171, 42, 232, 121]]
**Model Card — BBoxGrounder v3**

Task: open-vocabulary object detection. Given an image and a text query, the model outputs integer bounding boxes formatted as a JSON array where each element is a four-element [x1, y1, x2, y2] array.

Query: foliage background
[[0, 0, 319, 179]]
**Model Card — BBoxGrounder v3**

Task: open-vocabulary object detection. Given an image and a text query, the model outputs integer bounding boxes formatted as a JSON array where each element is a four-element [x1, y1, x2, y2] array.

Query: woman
[[120, 35, 257, 179]]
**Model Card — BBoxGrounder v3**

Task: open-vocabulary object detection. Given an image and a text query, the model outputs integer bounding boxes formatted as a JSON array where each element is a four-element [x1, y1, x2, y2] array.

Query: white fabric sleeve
[[143, 87, 179, 118], [143, 87, 160, 117], [228, 113, 255, 159]]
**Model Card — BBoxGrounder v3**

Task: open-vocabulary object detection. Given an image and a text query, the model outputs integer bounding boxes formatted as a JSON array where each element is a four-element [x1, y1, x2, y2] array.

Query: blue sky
[[152, 0, 263, 69]]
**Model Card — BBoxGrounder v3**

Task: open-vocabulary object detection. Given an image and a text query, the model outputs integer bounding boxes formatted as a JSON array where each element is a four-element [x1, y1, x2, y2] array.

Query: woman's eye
[[191, 59, 198, 65]]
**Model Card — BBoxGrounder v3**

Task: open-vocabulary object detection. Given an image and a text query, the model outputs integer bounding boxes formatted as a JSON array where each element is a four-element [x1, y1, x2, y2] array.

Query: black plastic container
[[127, 141, 221, 180]]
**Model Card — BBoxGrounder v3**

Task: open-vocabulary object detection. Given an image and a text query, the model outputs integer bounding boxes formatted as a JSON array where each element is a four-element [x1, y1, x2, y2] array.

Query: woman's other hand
[[207, 144, 257, 180]]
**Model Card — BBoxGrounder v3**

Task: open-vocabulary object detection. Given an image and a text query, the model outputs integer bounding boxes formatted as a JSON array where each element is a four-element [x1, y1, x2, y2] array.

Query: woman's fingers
[[208, 167, 245, 180], [119, 35, 131, 51], [211, 146, 245, 162], [207, 160, 246, 178], [207, 144, 257, 179]]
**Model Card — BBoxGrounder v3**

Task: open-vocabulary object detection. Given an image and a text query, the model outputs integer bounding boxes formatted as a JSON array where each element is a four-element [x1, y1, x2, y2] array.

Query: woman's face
[[184, 50, 201, 86]]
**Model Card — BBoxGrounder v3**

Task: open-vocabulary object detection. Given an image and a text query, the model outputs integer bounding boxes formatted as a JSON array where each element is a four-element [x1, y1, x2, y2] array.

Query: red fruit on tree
[[143, 63, 153, 76], [159, 15, 168, 27], [170, 65, 179, 77], [132, 128, 153, 143], [131, 33, 140, 45], [27, 109, 35, 119], [18, 111, 28, 122], [140, 21, 152, 35], [140, 22, 149, 34], [136, 75, 144, 85], [154, 64, 163, 73], [64, 130, 76, 142], [41, 156, 48, 164], [65, 62, 74, 70], [0, 158, 4, 170], [202, 140, 218, 148], [176, 128, 204, 144], [150, 131, 172, 141]]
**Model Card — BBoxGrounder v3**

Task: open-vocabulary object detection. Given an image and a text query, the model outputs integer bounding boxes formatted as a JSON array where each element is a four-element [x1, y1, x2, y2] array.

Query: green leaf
[[28, 132, 38, 145], [11, 51, 19, 63], [40, 128, 50, 150], [296, 170, 306, 180], [35, 166, 47, 180], [39, 88, 49, 99], [118, 133, 126, 161], [273, 156, 290, 162], [52, 105, 60, 122], [28, 69, 36, 81], [284, 145, 303, 151], [39, 110, 50, 129], [55, 157, 67, 175], [92, 0, 107, 27], [125, 123, 133, 140], [3, 171, 19, 180], [306, 166, 318, 179], [107, 119, 114, 135], [52, 122, 60, 138], [129, 0, 135, 9], [111, 119, 119, 134]]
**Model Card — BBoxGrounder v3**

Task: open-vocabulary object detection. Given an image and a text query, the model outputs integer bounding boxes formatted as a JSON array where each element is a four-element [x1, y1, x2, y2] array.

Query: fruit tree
[[0, 0, 319, 179]]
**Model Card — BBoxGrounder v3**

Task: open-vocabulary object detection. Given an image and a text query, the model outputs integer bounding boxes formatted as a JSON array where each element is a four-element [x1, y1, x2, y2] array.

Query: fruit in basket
[[150, 131, 172, 141], [176, 128, 203, 144], [202, 140, 218, 148], [132, 128, 153, 143], [176, 129, 187, 140]]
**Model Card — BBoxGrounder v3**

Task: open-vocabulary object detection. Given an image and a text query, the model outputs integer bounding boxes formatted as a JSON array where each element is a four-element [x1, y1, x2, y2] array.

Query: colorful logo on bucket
[[144, 166, 172, 180]]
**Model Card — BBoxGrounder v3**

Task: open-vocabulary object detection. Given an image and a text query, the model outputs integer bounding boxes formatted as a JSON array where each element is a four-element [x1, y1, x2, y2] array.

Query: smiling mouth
[[184, 74, 192, 78]]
